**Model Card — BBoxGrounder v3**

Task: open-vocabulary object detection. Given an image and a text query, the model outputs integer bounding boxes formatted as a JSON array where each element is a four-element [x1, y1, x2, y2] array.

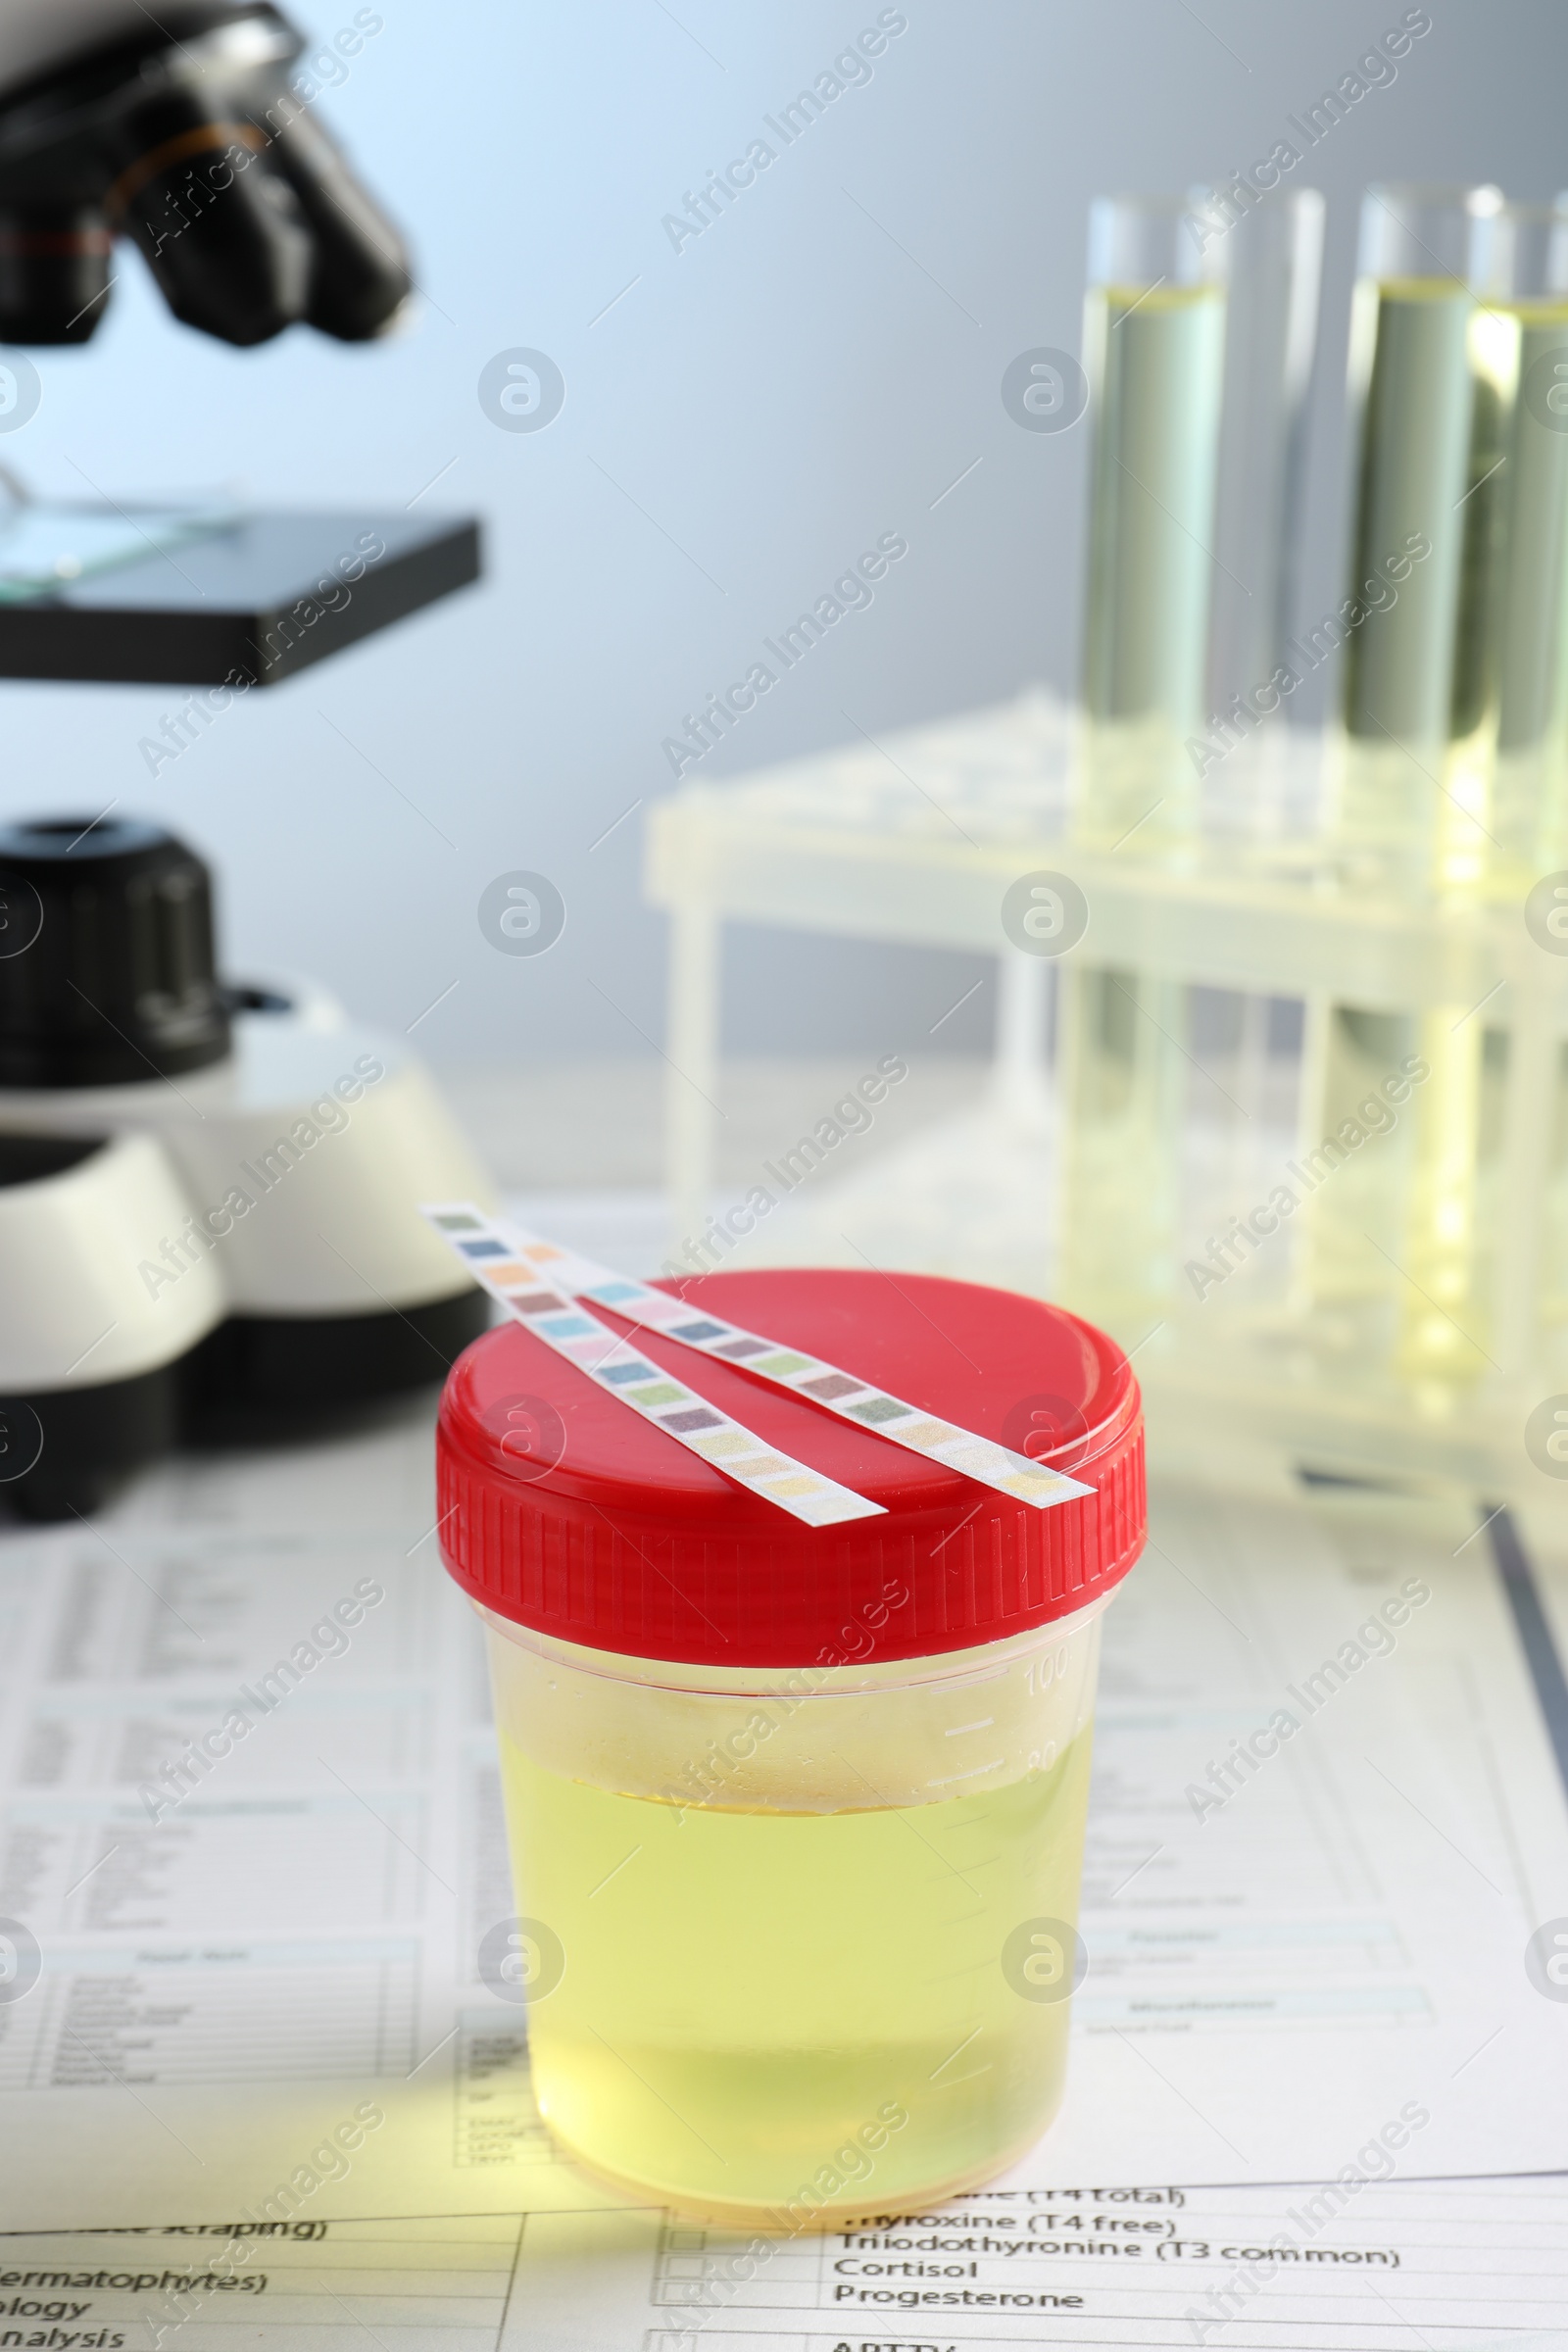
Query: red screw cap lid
[[436, 1267, 1144, 1668]]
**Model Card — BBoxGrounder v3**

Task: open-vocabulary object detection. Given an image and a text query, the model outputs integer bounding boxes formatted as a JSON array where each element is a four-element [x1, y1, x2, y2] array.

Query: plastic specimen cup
[[434, 1266, 1145, 2221]]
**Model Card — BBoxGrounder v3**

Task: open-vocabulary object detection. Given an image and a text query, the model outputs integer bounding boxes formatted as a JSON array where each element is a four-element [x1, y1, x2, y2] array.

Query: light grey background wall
[[0, 0, 1561, 1062]]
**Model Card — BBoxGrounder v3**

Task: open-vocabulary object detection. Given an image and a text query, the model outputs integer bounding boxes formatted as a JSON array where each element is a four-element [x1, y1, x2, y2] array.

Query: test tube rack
[[646, 689, 1568, 1511]]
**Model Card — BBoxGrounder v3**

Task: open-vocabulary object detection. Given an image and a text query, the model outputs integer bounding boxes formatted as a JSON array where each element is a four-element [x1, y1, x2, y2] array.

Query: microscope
[[0, 2, 493, 1519]]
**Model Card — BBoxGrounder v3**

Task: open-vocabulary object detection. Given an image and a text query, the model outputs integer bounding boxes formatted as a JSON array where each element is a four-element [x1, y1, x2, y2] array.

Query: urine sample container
[[436, 1265, 1144, 2224]]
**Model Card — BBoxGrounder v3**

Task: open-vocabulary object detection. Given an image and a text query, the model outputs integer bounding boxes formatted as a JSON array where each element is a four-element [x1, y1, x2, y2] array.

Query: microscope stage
[[0, 508, 480, 685]]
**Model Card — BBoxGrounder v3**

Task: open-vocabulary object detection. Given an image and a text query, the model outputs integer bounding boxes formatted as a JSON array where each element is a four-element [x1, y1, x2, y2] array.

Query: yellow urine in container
[[483, 1606, 1105, 2223], [500, 1730, 1092, 2217]]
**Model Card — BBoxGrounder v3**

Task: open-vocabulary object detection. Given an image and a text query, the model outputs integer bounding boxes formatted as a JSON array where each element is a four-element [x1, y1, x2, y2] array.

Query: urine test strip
[[431, 1205, 1095, 1512], [421, 1206, 884, 1530]]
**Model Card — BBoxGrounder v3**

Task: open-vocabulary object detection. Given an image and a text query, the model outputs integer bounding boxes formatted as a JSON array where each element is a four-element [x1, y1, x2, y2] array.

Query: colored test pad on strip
[[448, 1207, 1095, 1511], [421, 1206, 884, 1530]]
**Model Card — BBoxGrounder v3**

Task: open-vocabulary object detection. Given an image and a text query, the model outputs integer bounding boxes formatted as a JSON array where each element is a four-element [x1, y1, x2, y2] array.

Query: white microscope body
[[0, 817, 491, 1515]]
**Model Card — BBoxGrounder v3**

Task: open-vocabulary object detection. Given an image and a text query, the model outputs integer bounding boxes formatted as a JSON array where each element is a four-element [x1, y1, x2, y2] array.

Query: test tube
[[1205, 187, 1326, 735], [1078, 193, 1228, 844], [1335, 183, 1501, 875], [1200, 192, 1325, 1261], [1056, 196, 1225, 1339], [1305, 186, 1503, 1386], [1389, 201, 1568, 1387], [1483, 200, 1568, 885], [1380, 189, 1520, 1390], [1491, 201, 1568, 1355]]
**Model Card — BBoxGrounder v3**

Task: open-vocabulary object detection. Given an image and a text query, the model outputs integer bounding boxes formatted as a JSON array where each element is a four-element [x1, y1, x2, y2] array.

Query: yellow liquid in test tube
[[1491, 303, 1568, 878], [1493, 303, 1568, 1355], [1394, 298, 1518, 1385], [1338, 278, 1481, 871], [1313, 272, 1518, 1384], [1059, 269, 1226, 1340], [1056, 963, 1186, 1336], [499, 1727, 1094, 2220], [1080, 280, 1227, 844]]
